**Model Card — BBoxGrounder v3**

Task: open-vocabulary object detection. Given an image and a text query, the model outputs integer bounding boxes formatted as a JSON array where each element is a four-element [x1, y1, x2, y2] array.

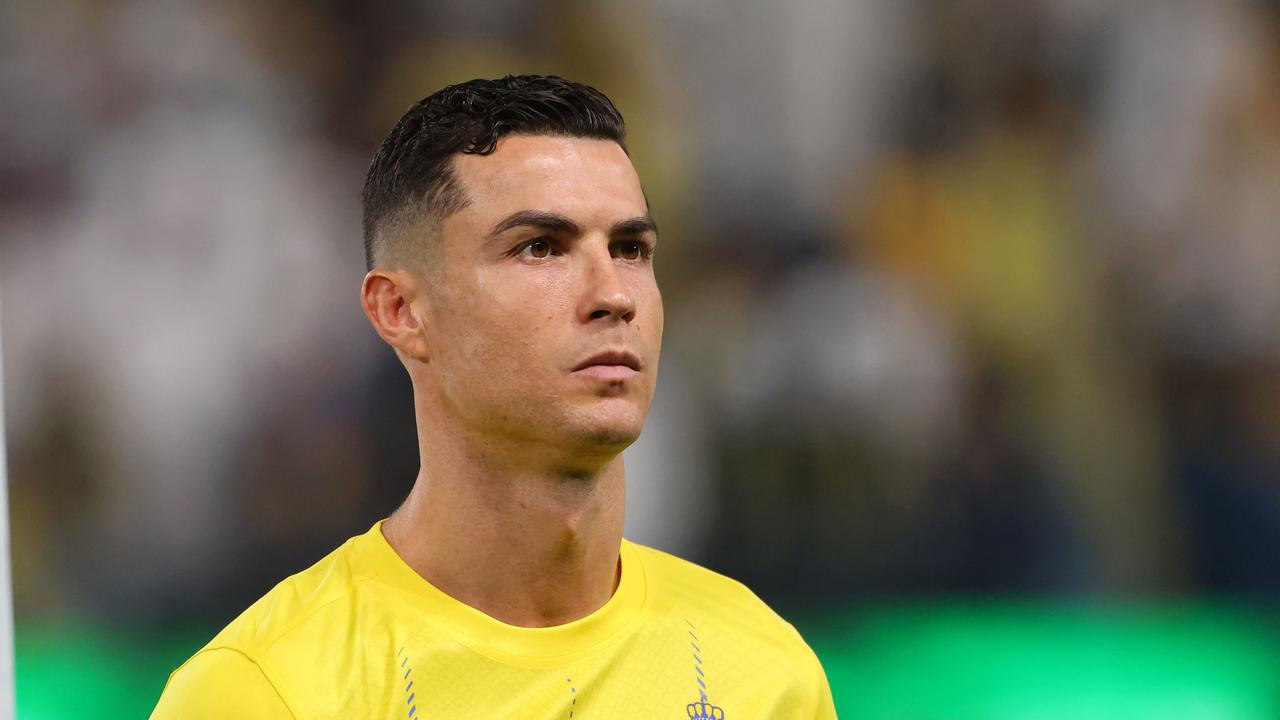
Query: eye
[[614, 240, 651, 261], [517, 238, 554, 259]]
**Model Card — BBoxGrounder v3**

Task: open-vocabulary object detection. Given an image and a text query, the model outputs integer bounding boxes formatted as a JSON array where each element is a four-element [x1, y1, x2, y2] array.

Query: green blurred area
[[16, 602, 1280, 719], [806, 602, 1280, 720]]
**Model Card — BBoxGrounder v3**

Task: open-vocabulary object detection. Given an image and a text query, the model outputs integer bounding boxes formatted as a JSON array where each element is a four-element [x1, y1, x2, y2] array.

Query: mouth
[[572, 350, 642, 381], [573, 350, 642, 372]]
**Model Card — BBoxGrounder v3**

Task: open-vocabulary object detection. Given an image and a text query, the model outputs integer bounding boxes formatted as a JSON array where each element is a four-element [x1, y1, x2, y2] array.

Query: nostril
[[585, 288, 636, 322]]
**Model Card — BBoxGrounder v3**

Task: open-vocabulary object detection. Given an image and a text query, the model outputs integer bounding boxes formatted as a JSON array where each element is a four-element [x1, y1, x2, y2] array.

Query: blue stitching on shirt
[[686, 619, 709, 703], [397, 646, 421, 718]]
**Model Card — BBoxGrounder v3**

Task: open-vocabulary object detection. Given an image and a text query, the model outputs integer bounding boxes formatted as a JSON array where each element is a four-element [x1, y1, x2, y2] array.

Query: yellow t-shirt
[[151, 522, 837, 719]]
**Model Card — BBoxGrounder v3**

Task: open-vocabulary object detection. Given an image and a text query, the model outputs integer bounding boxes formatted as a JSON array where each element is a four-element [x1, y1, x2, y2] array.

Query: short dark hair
[[361, 75, 628, 270]]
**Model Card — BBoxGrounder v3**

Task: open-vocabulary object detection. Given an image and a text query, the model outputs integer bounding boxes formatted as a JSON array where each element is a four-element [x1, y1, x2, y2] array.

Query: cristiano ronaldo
[[151, 75, 836, 719]]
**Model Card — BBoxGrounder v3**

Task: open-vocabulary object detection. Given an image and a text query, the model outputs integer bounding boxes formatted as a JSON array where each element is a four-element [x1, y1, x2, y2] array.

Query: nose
[[578, 248, 636, 324]]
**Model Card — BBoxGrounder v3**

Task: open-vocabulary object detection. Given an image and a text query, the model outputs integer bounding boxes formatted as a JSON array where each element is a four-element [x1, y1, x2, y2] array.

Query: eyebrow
[[487, 209, 580, 239], [611, 216, 660, 238], [486, 210, 659, 240]]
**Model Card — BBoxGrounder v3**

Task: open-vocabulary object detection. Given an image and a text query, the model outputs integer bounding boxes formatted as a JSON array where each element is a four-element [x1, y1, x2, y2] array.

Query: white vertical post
[[0, 299, 15, 719]]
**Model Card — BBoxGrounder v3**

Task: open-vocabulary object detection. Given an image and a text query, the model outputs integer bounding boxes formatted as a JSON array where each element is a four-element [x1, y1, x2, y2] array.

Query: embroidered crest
[[686, 700, 726, 719]]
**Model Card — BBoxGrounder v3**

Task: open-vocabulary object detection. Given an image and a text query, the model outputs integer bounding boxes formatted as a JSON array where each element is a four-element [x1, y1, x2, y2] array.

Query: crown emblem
[[687, 701, 726, 719]]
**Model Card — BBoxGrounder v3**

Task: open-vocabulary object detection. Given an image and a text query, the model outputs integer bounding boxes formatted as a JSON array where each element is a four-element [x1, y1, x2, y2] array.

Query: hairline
[[369, 132, 631, 272]]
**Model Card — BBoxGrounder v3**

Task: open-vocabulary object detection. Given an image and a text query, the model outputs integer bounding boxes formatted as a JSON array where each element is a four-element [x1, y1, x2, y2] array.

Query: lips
[[572, 350, 642, 372]]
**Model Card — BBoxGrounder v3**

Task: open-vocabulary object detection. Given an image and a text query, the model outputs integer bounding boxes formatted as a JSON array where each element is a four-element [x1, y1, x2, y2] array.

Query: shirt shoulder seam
[[227, 550, 390, 664], [190, 646, 302, 720], [255, 591, 355, 656]]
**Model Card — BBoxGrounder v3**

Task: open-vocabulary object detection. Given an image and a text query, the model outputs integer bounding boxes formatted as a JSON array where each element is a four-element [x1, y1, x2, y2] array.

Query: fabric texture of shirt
[[151, 521, 837, 719]]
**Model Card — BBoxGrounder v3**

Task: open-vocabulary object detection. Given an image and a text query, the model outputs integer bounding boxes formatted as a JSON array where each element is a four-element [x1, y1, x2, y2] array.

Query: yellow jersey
[[151, 522, 837, 719]]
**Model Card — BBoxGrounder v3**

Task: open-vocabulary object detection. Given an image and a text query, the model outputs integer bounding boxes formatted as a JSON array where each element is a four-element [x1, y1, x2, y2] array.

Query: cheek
[[651, 288, 665, 337], [637, 282, 664, 349], [453, 276, 570, 379], [433, 310, 539, 423]]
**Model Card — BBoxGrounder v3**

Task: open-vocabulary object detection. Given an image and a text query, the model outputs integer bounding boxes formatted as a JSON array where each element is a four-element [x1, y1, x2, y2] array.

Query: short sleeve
[[811, 656, 837, 719], [797, 637, 837, 720], [150, 647, 297, 720]]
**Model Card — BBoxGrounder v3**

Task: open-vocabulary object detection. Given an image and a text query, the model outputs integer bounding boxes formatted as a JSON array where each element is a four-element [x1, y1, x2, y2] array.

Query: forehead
[[448, 135, 646, 228]]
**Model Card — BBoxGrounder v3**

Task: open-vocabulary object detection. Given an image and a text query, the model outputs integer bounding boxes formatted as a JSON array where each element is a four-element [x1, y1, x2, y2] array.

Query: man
[[151, 75, 836, 719]]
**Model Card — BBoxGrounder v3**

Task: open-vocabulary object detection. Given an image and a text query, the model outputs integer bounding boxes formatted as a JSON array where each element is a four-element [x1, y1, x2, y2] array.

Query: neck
[[382, 403, 626, 628]]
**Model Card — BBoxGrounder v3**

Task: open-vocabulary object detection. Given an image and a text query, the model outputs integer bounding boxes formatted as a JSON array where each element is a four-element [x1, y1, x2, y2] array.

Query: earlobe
[[360, 270, 431, 362]]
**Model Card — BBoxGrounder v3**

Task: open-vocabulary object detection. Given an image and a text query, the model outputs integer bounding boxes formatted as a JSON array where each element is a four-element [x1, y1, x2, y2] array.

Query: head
[[359, 75, 662, 468]]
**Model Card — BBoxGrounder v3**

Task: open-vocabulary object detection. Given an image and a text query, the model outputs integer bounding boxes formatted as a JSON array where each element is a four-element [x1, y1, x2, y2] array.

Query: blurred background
[[3, 0, 1280, 717]]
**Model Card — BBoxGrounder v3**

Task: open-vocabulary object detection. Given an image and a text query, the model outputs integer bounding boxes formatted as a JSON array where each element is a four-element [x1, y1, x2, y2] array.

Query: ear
[[360, 269, 431, 362]]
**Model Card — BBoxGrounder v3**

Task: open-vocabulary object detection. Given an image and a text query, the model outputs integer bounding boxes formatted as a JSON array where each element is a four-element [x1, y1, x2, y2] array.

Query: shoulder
[[154, 531, 377, 715], [151, 647, 297, 719], [629, 541, 786, 625], [628, 540, 822, 663], [206, 532, 369, 658], [628, 541, 833, 714]]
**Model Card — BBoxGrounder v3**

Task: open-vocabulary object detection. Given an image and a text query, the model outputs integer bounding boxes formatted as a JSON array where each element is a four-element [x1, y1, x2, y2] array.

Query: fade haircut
[[361, 75, 628, 270]]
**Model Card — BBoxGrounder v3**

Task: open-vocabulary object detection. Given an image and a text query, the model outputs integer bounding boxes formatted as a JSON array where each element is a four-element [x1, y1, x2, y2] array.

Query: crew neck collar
[[356, 520, 649, 665]]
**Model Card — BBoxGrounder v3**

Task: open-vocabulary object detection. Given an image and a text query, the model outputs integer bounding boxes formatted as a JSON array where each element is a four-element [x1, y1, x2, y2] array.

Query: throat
[[384, 461, 626, 628]]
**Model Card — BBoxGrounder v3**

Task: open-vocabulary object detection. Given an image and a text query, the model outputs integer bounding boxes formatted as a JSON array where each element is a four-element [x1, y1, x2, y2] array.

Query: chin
[[566, 402, 647, 452], [582, 425, 642, 451]]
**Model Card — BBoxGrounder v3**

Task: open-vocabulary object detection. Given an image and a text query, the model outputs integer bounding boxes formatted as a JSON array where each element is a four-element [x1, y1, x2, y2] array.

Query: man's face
[[417, 134, 662, 458]]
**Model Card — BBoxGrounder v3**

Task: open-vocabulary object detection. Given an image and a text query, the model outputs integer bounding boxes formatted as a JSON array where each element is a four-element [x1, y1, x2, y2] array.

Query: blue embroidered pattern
[[686, 620, 708, 703], [393, 623, 730, 718], [685, 620, 726, 718], [397, 646, 418, 718]]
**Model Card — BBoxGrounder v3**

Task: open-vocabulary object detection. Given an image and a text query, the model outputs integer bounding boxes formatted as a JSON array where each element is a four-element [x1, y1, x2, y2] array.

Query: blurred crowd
[[1, 0, 1278, 624]]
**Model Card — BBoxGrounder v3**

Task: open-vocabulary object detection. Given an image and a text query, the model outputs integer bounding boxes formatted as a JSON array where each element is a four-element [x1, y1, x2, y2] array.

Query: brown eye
[[617, 241, 644, 260], [520, 239, 552, 258]]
